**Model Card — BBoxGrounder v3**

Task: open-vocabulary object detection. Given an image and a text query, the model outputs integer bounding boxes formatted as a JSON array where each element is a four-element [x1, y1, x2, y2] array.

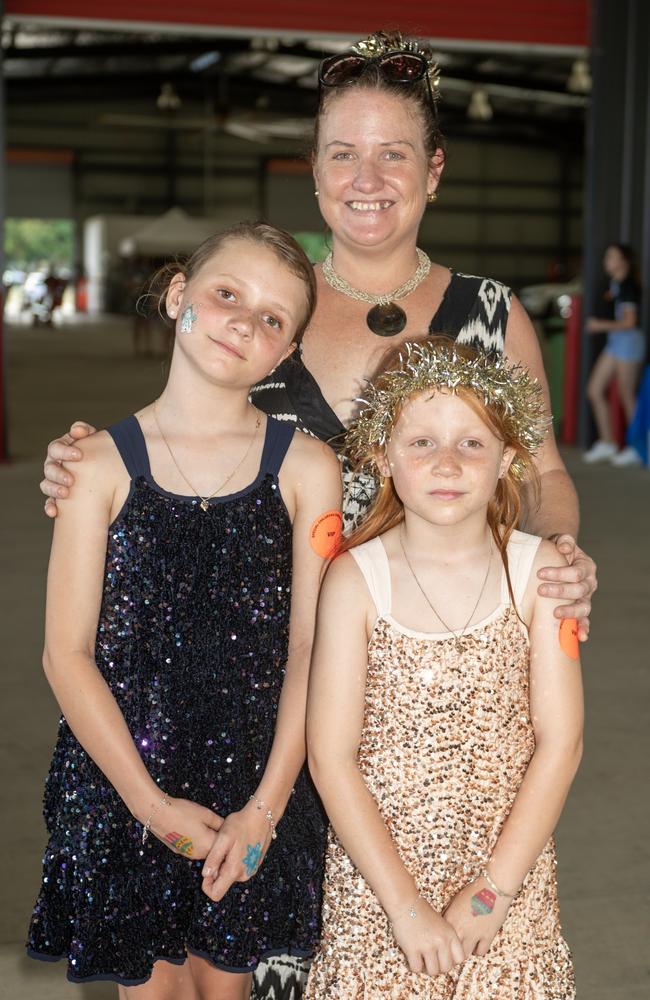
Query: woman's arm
[[306, 554, 464, 976], [504, 295, 597, 639], [44, 433, 221, 856], [586, 304, 638, 333], [41, 421, 96, 517], [201, 436, 343, 901], [444, 540, 583, 956]]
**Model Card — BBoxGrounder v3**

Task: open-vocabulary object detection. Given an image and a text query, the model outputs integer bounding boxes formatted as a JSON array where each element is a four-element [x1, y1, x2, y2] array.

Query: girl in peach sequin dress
[[305, 341, 583, 999]]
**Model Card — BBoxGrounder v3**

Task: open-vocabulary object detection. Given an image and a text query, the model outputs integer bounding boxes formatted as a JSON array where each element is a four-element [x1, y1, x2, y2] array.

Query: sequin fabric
[[27, 419, 326, 987], [305, 536, 575, 999]]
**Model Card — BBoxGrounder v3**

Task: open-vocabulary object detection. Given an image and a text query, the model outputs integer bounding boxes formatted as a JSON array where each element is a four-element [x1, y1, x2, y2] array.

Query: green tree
[[4, 218, 74, 270]]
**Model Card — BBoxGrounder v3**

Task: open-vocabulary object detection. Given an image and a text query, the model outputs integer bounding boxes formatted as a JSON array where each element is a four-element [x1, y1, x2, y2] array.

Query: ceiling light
[[156, 82, 181, 111], [567, 59, 591, 93], [467, 87, 493, 121]]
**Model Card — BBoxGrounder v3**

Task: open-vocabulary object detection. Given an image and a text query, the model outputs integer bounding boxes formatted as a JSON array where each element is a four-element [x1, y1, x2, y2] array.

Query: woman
[[39, 30, 596, 998], [41, 31, 596, 636], [583, 242, 645, 466]]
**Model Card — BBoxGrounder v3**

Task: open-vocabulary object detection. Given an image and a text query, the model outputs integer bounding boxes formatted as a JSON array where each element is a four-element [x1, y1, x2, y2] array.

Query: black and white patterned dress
[[253, 272, 512, 534]]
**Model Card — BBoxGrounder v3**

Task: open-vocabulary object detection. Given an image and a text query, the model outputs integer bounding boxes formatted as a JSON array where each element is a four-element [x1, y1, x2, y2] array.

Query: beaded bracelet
[[482, 866, 519, 899], [141, 792, 171, 845], [249, 795, 278, 840]]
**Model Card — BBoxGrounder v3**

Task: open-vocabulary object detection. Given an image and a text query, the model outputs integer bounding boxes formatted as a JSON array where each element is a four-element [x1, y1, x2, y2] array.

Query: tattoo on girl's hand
[[243, 842, 262, 876], [470, 888, 496, 917], [164, 831, 194, 856]]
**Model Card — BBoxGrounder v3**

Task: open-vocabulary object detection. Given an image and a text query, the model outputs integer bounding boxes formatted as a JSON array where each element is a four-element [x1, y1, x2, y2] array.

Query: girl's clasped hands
[[390, 877, 513, 976], [150, 796, 276, 904]]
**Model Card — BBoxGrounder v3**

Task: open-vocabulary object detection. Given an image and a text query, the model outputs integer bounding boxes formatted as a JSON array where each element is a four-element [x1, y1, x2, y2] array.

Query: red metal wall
[[6, 2, 589, 47]]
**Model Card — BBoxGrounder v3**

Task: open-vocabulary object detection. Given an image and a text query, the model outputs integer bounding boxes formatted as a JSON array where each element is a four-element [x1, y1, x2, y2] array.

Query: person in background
[[583, 242, 645, 466]]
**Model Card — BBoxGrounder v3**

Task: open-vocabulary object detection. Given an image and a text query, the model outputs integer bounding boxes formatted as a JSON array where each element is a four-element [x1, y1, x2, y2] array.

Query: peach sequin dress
[[305, 530, 575, 999]]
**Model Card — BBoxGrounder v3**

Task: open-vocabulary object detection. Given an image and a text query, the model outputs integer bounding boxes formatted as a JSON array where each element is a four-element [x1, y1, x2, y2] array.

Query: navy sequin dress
[[27, 414, 326, 987]]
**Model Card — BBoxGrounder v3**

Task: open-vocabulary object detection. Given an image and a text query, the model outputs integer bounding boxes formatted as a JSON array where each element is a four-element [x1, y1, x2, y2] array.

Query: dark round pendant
[[366, 301, 407, 337]]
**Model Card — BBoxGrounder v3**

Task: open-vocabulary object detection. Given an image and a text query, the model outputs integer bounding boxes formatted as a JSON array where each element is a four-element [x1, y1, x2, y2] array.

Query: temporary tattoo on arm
[[470, 887, 496, 917], [243, 842, 262, 876], [180, 303, 197, 333], [559, 617, 579, 659], [309, 510, 343, 559], [164, 831, 194, 856]]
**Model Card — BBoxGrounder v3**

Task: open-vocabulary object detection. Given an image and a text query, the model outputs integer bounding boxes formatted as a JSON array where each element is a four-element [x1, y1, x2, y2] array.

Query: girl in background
[[306, 339, 583, 998], [583, 242, 645, 466], [27, 223, 341, 999]]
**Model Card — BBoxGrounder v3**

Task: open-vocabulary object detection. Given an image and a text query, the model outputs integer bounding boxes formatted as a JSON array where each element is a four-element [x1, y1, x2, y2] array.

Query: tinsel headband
[[345, 340, 551, 480], [351, 31, 441, 97]]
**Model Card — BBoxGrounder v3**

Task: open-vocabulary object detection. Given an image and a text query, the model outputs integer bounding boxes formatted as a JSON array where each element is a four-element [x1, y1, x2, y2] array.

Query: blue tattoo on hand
[[243, 842, 262, 876], [180, 303, 197, 333]]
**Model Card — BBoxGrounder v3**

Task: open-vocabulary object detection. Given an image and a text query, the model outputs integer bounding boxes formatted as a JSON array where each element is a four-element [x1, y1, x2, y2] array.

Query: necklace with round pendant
[[366, 302, 408, 336], [321, 248, 431, 337]]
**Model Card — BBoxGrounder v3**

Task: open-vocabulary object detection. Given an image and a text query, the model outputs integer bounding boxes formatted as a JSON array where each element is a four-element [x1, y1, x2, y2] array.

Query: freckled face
[[379, 391, 513, 527], [313, 89, 441, 252], [166, 239, 307, 388]]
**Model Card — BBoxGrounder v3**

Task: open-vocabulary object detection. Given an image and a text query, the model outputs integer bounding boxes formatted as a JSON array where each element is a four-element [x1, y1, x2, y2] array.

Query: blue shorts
[[605, 330, 646, 362]]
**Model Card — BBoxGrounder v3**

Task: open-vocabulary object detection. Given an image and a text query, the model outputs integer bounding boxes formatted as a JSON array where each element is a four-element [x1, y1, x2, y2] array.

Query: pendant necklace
[[399, 531, 493, 654], [321, 248, 431, 337], [153, 403, 261, 511]]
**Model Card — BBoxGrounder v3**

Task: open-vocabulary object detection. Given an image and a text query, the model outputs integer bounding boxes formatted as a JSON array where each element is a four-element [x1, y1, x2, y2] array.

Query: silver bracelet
[[389, 893, 422, 929], [249, 795, 278, 840], [482, 866, 518, 899], [141, 792, 171, 845]]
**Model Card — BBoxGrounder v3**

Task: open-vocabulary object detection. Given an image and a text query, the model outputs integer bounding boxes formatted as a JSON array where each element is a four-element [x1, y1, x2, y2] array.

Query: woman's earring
[[427, 191, 438, 204], [314, 189, 319, 197]]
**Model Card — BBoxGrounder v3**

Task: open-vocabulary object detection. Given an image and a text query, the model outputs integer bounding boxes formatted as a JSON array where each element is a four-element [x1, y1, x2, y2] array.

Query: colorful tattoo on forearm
[[471, 887, 496, 917], [180, 303, 197, 333], [243, 842, 262, 876], [164, 831, 194, 857]]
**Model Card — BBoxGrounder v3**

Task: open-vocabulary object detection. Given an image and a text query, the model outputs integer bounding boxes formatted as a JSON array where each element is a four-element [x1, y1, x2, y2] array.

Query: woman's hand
[[537, 534, 596, 641], [201, 800, 274, 902], [390, 896, 465, 976], [585, 317, 606, 333], [41, 421, 96, 517], [148, 796, 223, 862], [443, 878, 512, 960]]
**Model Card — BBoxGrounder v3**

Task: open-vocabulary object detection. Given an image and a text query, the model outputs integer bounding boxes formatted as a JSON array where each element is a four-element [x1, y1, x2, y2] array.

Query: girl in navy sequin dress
[[27, 223, 342, 998]]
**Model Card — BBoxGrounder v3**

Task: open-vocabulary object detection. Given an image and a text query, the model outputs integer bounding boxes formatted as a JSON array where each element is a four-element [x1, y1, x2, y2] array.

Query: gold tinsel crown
[[345, 339, 551, 480], [351, 31, 441, 99]]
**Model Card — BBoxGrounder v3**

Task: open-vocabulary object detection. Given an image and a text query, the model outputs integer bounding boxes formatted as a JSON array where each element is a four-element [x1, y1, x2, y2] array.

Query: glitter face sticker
[[164, 831, 194, 857], [559, 618, 579, 659], [309, 510, 343, 559], [471, 887, 496, 917], [243, 842, 262, 876], [180, 303, 197, 333]]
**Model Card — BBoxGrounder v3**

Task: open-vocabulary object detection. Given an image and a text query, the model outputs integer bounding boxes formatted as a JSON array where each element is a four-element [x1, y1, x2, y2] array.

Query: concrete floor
[[1, 318, 649, 999]]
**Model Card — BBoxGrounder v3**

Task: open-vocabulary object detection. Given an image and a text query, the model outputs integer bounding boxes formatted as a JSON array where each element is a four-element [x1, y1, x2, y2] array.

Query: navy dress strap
[[107, 415, 151, 480], [259, 417, 295, 479]]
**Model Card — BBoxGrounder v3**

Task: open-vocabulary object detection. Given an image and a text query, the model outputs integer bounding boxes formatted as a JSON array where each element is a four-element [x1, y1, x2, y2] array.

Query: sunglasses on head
[[318, 50, 436, 114]]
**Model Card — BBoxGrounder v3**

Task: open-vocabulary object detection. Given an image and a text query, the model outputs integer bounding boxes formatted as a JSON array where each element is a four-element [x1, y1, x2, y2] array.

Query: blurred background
[[1, 2, 648, 998]]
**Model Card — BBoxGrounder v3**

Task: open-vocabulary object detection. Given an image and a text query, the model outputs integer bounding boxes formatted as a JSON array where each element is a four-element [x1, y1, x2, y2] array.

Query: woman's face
[[603, 245, 629, 279], [313, 88, 443, 254]]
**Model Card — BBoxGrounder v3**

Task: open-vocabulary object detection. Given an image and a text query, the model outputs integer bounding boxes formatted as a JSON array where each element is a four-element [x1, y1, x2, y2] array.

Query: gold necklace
[[399, 531, 493, 653], [152, 402, 261, 511], [321, 248, 431, 337]]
